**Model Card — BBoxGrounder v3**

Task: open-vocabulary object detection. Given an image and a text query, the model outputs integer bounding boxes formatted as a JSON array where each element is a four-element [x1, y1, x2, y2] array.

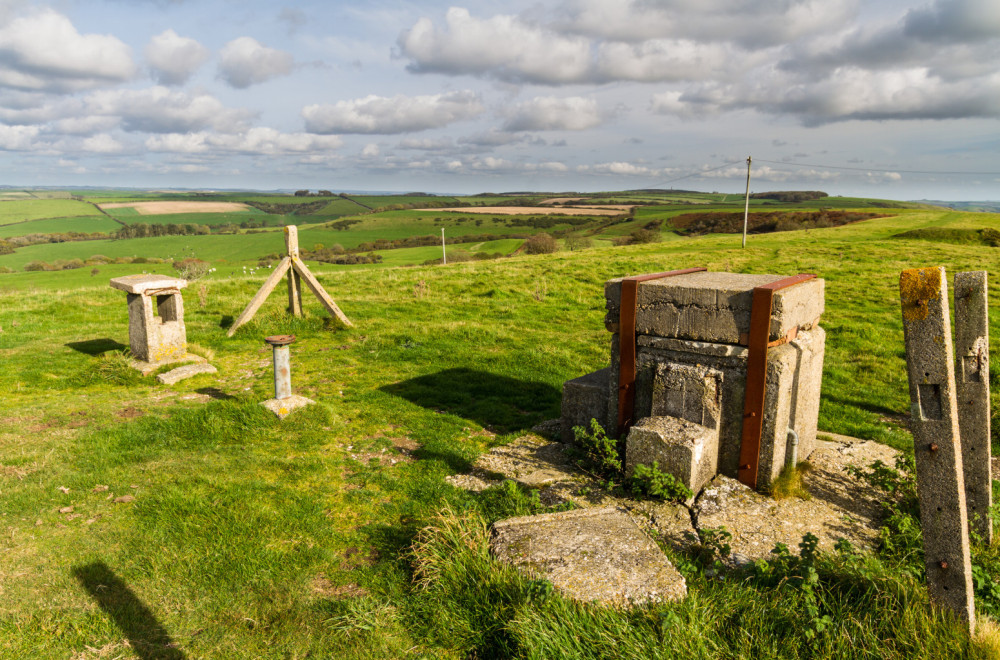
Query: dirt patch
[[430, 206, 628, 216], [98, 201, 250, 215], [0, 464, 31, 479], [310, 574, 369, 599]]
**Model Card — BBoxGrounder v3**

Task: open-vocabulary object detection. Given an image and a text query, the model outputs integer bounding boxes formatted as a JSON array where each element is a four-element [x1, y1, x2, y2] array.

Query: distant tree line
[[114, 223, 212, 239], [750, 191, 829, 202], [670, 210, 885, 235]]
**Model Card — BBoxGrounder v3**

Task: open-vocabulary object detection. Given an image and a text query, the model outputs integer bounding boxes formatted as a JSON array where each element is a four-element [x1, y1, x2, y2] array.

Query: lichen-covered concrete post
[[954, 270, 992, 544], [899, 267, 975, 630], [260, 334, 315, 419]]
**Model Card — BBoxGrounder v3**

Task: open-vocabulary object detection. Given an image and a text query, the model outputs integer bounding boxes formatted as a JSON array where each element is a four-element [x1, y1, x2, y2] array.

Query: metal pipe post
[[265, 334, 296, 399]]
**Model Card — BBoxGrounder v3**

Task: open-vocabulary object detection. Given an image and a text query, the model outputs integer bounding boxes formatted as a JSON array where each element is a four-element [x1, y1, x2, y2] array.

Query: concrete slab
[[491, 506, 687, 605], [109, 274, 188, 294], [157, 362, 217, 385], [605, 271, 824, 344], [260, 394, 315, 419], [130, 353, 204, 376]]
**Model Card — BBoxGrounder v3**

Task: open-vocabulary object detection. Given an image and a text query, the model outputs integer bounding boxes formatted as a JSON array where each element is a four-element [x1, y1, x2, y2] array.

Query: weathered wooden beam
[[291, 258, 353, 327], [227, 257, 292, 337]]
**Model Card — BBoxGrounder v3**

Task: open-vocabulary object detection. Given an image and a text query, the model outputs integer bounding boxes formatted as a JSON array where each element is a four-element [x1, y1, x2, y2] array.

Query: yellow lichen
[[900, 267, 942, 322]]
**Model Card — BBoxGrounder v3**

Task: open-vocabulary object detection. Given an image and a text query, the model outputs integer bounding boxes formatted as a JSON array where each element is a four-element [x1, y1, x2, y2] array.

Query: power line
[[753, 158, 1000, 177], [659, 160, 746, 186]]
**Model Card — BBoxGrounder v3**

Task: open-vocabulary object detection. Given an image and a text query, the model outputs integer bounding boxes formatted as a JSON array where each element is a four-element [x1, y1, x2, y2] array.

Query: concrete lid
[[605, 270, 824, 344], [109, 274, 188, 294]]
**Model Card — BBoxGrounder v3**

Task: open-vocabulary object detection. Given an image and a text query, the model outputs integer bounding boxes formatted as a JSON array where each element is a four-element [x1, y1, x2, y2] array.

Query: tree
[[523, 232, 557, 254]]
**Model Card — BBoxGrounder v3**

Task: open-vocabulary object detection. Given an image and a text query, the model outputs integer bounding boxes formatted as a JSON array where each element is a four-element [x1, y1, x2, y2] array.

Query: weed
[[628, 461, 693, 502], [768, 461, 813, 500], [570, 418, 621, 480]]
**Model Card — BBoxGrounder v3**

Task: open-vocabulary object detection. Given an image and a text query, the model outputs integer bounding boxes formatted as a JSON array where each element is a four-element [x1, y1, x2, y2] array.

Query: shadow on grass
[[195, 387, 236, 401], [65, 338, 128, 356], [72, 562, 185, 660], [379, 367, 561, 434]]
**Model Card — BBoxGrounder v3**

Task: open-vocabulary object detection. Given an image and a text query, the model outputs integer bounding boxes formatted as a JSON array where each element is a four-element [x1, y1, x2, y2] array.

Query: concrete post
[[899, 267, 975, 630], [954, 270, 992, 544], [260, 334, 314, 419]]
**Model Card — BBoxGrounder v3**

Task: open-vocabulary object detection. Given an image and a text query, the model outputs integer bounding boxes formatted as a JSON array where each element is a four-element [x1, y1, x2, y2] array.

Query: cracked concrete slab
[[491, 506, 687, 605], [450, 423, 902, 567]]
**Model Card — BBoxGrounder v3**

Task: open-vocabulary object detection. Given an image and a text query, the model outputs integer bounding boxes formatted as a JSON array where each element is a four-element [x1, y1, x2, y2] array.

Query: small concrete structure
[[260, 334, 314, 419], [562, 270, 825, 492], [491, 507, 687, 605], [899, 267, 975, 630], [954, 271, 992, 544], [109, 274, 204, 374]]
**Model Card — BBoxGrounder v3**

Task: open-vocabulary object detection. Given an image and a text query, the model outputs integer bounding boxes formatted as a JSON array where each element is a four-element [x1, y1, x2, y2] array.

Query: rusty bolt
[[929, 443, 939, 452], [939, 560, 948, 569], [739, 464, 751, 471]]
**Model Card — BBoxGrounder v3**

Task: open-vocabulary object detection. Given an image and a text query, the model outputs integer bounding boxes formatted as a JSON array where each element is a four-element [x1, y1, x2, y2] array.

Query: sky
[[0, 0, 997, 199]]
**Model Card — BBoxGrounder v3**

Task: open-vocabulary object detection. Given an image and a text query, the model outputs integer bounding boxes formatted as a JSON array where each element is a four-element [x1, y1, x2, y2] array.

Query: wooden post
[[227, 225, 353, 336], [285, 226, 303, 316]]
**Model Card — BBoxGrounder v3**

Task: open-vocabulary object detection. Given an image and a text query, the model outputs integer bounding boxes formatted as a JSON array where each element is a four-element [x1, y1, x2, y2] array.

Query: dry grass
[[974, 616, 1000, 659], [98, 201, 250, 214]]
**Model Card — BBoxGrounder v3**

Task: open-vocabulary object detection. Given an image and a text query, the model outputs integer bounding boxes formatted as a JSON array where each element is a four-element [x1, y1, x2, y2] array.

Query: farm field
[[0, 199, 104, 226], [2, 193, 1000, 657], [98, 201, 252, 214], [0, 215, 121, 238]]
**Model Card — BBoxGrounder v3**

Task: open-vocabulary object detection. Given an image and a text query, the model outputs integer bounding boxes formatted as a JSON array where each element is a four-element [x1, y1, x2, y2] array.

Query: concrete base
[[130, 353, 204, 376], [260, 394, 315, 419], [560, 367, 612, 443], [491, 506, 686, 605], [157, 362, 217, 385], [625, 415, 719, 494]]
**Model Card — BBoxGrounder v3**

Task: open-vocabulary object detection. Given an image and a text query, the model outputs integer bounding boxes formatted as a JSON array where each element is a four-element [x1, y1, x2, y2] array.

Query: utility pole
[[741, 156, 752, 248], [441, 227, 447, 265]]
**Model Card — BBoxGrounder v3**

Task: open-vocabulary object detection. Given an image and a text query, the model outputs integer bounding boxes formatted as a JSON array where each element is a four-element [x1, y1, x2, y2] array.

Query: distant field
[[433, 206, 627, 216], [0, 199, 104, 226], [312, 198, 370, 216], [346, 194, 459, 210], [99, 201, 252, 214], [112, 212, 276, 227], [0, 215, 121, 237]]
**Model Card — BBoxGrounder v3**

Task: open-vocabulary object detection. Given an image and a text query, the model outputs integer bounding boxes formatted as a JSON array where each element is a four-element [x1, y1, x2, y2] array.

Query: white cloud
[[503, 96, 604, 131], [0, 8, 134, 92], [302, 90, 484, 134], [398, 7, 592, 84], [86, 86, 253, 133], [585, 161, 657, 176], [0, 123, 39, 150], [218, 37, 293, 88], [145, 29, 210, 85], [81, 133, 124, 153], [145, 127, 342, 155], [361, 143, 380, 157]]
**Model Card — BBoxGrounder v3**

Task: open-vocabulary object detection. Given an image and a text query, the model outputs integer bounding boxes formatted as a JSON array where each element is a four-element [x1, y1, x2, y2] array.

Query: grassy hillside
[[2, 198, 1000, 657]]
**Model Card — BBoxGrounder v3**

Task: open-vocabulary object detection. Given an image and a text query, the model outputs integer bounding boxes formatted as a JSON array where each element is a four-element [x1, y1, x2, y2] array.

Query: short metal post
[[265, 334, 295, 399]]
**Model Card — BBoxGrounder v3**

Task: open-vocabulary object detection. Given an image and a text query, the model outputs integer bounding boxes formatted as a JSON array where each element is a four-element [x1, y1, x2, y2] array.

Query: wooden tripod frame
[[226, 225, 353, 337]]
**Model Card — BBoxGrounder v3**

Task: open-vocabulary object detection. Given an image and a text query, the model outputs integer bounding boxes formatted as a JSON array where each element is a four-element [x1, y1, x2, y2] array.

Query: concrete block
[[157, 362, 217, 385], [625, 415, 719, 494], [900, 266, 975, 630], [605, 271, 824, 344], [650, 363, 723, 430], [560, 367, 612, 443], [954, 270, 992, 544], [491, 506, 687, 605], [260, 394, 315, 419]]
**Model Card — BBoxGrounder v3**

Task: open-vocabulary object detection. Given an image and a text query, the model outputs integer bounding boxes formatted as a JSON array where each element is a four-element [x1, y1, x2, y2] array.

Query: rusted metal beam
[[737, 273, 817, 489], [616, 267, 708, 436]]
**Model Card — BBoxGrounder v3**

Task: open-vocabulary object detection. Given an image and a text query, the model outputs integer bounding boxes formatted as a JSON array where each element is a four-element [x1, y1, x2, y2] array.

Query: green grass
[[0, 215, 121, 237], [2, 194, 1000, 657], [0, 199, 104, 226]]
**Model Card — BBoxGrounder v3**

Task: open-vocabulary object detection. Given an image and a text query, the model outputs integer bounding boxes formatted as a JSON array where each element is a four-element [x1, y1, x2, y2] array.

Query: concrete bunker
[[562, 269, 826, 493]]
